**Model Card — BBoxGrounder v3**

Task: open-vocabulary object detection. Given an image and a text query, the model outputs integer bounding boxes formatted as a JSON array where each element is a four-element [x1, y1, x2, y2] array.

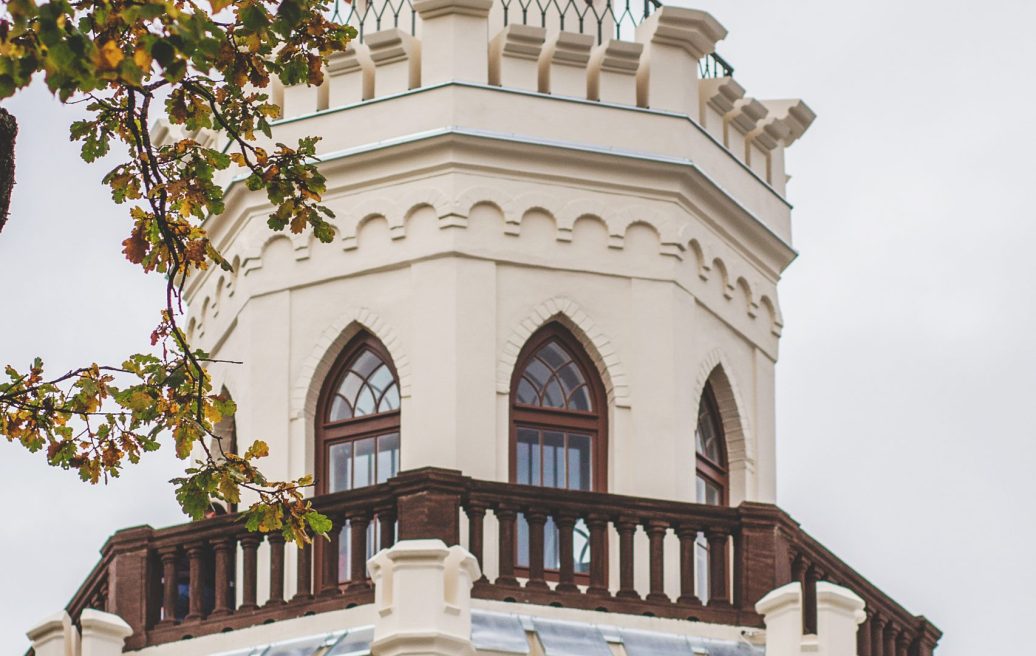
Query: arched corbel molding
[[759, 294, 783, 337], [736, 276, 760, 318], [558, 198, 614, 243], [692, 349, 755, 493], [290, 307, 412, 423], [339, 196, 399, 250], [507, 190, 565, 237], [498, 297, 630, 408]]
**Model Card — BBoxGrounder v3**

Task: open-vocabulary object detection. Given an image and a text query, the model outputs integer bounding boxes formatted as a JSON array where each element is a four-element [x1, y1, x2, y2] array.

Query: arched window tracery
[[510, 323, 607, 576]]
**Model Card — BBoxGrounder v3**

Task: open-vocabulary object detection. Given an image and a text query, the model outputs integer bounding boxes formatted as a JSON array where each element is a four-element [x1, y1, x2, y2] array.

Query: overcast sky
[[1, 1, 1033, 653]]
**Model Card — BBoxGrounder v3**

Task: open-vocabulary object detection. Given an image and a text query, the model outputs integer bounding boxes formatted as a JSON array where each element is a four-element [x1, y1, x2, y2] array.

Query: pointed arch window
[[695, 381, 728, 506], [316, 332, 401, 583], [510, 323, 607, 575], [694, 380, 729, 603]]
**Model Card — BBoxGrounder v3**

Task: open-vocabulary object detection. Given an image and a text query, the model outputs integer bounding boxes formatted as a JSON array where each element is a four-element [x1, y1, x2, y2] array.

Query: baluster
[[586, 513, 608, 597], [496, 505, 519, 587], [209, 537, 234, 618], [266, 533, 286, 606], [883, 623, 897, 656], [465, 502, 488, 584], [858, 611, 872, 656], [871, 615, 886, 656], [676, 525, 700, 605], [183, 541, 207, 622], [525, 509, 549, 591], [896, 630, 910, 656], [347, 509, 372, 591], [645, 520, 669, 603], [555, 511, 577, 594], [615, 517, 639, 599], [158, 547, 179, 625], [320, 514, 342, 597], [378, 504, 397, 551], [239, 534, 262, 611], [707, 529, 731, 607], [293, 540, 313, 602], [802, 563, 818, 632]]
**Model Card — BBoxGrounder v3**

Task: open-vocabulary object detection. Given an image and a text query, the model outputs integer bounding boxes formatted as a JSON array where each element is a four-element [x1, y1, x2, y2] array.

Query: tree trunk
[[0, 105, 17, 234]]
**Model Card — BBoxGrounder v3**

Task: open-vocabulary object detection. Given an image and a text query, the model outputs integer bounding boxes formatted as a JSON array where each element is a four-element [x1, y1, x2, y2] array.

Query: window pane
[[377, 433, 400, 483], [328, 442, 352, 492], [568, 385, 592, 412], [556, 362, 585, 396], [517, 428, 539, 485], [538, 342, 570, 369], [697, 475, 721, 506], [379, 383, 400, 412], [354, 437, 375, 488], [337, 372, 363, 410], [525, 358, 551, 390], [352, 350, 381, 378], [567, 433, 592, 491], [368, 364, 393, 397], [354, 385, 376, 417], [339, 521, 351, 582], [543, 431, 565, 489], [543, 380, 565, 408], [517, 378, 538, 405], [329, 395, 352, 421]]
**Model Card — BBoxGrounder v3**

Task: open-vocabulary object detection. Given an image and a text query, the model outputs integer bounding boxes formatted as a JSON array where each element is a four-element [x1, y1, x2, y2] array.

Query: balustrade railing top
[[64, 468, 938, 655]]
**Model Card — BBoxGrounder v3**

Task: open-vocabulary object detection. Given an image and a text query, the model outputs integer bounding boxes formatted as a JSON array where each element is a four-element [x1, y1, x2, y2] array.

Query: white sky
[[1, 1, 1033, 653]]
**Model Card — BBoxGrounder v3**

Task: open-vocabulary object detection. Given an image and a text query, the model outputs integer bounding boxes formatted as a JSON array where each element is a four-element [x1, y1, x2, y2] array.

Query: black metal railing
[[699, 51, 734, 79]]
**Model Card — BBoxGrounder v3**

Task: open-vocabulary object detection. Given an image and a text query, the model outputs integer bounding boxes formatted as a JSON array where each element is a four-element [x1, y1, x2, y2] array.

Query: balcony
[[64, 468, 939, 654]]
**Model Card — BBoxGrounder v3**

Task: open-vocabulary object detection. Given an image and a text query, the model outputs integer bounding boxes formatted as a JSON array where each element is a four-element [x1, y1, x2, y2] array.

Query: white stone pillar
[[816, 582, 867, 656], [369, 539, 481, 656], [26, 611, 77, 656], [756, 581, 866, 656], [79, 609, 134, 656], [413, 0, 494, 86]]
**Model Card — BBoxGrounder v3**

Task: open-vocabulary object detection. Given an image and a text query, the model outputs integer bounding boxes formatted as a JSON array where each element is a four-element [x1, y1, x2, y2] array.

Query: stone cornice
[[636, 6, 727, 59], [412, 0, 493, 19]]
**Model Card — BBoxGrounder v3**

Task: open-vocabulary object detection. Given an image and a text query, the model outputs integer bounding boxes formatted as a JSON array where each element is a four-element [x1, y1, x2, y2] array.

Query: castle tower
[[40, 3, 941, 656]]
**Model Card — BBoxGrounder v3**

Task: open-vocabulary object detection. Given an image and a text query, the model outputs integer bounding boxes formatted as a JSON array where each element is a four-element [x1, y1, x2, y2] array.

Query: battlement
[[266, 0, 813, 199]]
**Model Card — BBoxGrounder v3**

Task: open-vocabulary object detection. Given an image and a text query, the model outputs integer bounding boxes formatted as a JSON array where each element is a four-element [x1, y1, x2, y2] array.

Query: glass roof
[[204, 612, 763, 656]]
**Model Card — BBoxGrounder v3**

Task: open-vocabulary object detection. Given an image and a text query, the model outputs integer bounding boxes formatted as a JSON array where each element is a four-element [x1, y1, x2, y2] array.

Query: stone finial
[[760, 99, 817, 146], [26, 611, 77, 656], [327, 44, 375, 106], [634, 6, 726, 112], [538, 32, 594, 97], [369, 539, 481, 656], [635, 6, 727, 59], [489, 25, 547, 90], [756, 581, 866, 656], [366, 29, 421, 96], [588, 39, 643, 105], [79, 609, 134, 656], [413, 0, 494, 85]]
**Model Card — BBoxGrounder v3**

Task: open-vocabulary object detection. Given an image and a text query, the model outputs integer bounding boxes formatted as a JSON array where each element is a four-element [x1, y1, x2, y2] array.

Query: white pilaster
[[756, 581, 866, 656], [26, 611, 77, 656]]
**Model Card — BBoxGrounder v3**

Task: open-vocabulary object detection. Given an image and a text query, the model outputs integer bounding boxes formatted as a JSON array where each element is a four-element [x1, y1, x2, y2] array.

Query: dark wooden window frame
[[509, 323, 609, 581], [315, 331, 401, 496], [695, 381, 729, 506], [314, 331, 401, 591]]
